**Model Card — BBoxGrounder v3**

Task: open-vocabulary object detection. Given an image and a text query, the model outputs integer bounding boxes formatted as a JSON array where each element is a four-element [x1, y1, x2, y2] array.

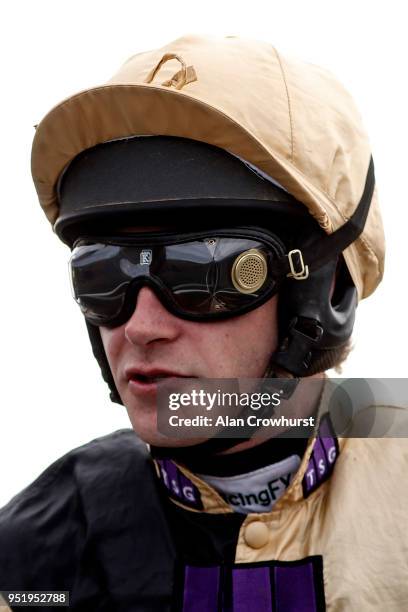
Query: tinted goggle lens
[[68, 231, 285, 326]]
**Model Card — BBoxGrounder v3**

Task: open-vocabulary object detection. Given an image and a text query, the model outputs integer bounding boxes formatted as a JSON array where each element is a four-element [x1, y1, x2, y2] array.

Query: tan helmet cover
[[31, 34, 384, 300]]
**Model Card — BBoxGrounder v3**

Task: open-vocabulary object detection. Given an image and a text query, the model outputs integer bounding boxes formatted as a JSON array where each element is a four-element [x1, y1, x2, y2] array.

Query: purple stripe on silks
[[303, 454, 318, 496], [158, 459, 180, 496], [312, 437, 328, 483], [320, 435, 338, 468], [179, 471, 201, 507], [232, 567, 273, 612], [157, 458, 181, 498], [302, 414, 339, 498], [157, 459, 203, 509], [274, 562, 316, 612], [302, 434, 339, 497], [182, 565, 220, 612], [163, 459, 181, 497]]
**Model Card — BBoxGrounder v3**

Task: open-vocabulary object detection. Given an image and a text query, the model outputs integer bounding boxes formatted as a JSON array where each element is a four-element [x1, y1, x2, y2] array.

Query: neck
[[216, 372, 324, 455]]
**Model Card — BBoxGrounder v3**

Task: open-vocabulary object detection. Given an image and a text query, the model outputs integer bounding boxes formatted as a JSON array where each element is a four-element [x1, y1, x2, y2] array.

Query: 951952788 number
[[0, 591, 69, 607]]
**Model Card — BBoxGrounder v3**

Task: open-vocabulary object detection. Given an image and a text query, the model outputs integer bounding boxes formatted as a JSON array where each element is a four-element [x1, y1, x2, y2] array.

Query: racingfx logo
[[200, 455, 301, 514], [223, 473, 293, 513], [140, 249, 152, 265]]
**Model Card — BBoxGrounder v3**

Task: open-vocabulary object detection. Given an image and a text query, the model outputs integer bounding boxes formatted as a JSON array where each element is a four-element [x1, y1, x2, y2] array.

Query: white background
[[1, 0, 407, 507]]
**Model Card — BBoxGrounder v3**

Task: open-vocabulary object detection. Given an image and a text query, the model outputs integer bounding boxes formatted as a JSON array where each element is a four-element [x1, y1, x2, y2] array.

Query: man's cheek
[[100, 328, 121, 362]]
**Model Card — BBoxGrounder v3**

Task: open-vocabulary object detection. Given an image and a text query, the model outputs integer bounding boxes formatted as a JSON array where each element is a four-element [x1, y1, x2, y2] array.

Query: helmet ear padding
[[272, 258, 357, 376]]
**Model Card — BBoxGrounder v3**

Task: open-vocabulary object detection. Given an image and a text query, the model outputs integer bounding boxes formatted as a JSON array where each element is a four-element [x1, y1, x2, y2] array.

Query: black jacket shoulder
[[0, 430, 175, 610]]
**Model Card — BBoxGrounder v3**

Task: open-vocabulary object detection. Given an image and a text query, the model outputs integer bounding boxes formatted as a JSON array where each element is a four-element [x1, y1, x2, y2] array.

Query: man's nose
[[124, 286, 181, 347]]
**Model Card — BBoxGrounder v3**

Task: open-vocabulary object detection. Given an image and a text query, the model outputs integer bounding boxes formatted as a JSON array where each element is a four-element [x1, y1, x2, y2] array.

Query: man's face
[[100, 287, 279, 446]]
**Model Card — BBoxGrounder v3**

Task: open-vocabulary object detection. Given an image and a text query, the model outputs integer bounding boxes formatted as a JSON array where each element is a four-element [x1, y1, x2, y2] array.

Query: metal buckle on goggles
[[68, 228, 287, 328]]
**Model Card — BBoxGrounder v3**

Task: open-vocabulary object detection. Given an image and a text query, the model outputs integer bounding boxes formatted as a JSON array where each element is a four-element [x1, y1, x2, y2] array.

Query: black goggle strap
[[274, 156, 375, 280]]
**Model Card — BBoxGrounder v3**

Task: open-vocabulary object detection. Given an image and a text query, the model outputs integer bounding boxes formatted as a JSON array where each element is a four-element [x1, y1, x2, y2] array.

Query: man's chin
[[123, 397, 210, 447]]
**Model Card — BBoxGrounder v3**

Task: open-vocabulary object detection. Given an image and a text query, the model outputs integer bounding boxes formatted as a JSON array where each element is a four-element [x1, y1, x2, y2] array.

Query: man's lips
[[125, 368, 195, 395], [125, 367, 194, 384]]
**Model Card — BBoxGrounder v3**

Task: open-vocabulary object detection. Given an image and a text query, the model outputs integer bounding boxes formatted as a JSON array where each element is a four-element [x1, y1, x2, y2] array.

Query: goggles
[[68, 227, 288, 328]]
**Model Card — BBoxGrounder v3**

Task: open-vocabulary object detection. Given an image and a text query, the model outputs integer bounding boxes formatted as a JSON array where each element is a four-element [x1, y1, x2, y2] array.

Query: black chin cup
[[272, 257, 357, 376]]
